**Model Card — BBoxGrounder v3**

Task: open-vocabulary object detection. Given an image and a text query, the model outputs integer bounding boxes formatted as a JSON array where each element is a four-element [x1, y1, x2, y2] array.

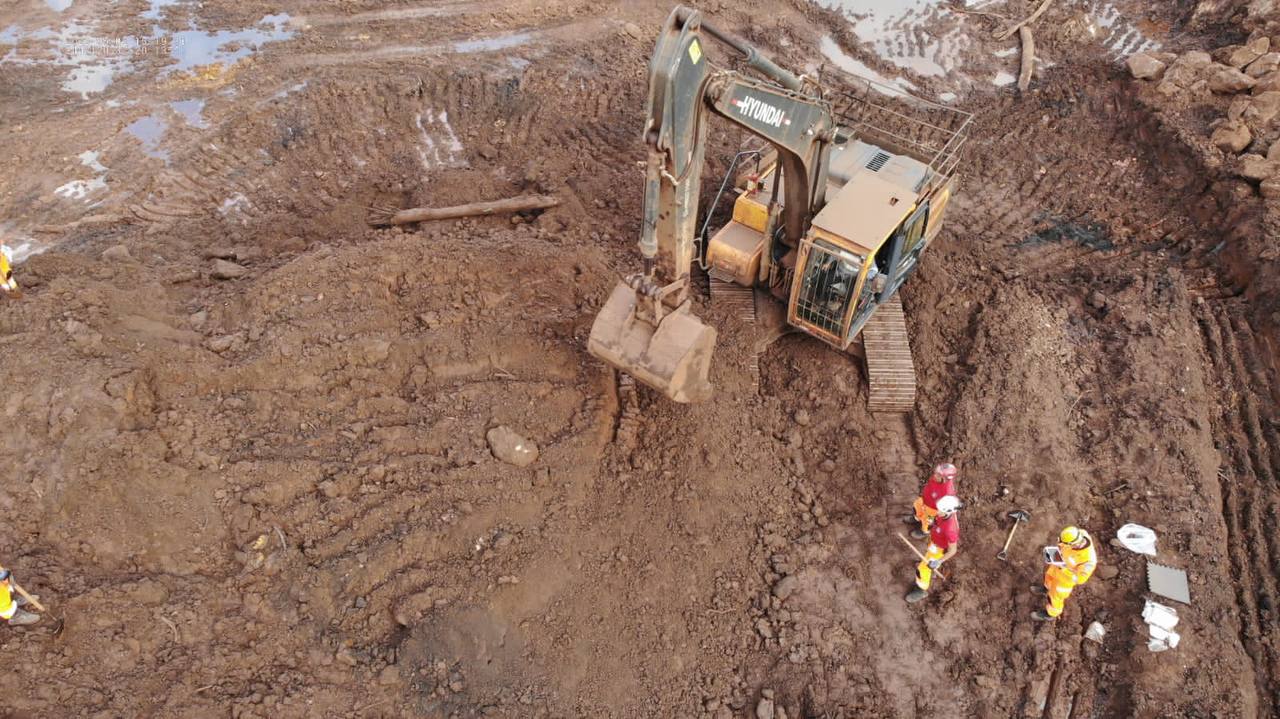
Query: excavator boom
[[588, 6, 835, 401]]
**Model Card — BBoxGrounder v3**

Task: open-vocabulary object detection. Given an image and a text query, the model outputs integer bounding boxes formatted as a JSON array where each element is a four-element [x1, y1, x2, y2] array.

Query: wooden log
[[1018, 26, 1035, 92], [995, 0, 1055, 41], [371, 194, 561, 226]]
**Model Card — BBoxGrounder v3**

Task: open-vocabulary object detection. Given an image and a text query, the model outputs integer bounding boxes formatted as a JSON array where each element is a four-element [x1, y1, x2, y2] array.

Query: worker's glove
[[927, 559, 942, 570]]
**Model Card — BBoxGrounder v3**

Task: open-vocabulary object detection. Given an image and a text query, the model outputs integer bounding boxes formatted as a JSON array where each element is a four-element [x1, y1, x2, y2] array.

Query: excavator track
[[709, 270, 761, 393], [861, 295, 917, 413], [709, 270, 757, 322]]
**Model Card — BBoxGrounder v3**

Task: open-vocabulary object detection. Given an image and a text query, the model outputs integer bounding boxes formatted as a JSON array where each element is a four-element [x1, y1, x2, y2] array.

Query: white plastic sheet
[[1142, 599, 1179, 630], [1116, 523, 1158, 556], [1143, 599, 1181, 652]]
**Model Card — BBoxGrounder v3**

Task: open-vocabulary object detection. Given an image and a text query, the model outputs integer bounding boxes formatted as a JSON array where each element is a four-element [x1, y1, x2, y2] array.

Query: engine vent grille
[[866, 151, 891, 172]]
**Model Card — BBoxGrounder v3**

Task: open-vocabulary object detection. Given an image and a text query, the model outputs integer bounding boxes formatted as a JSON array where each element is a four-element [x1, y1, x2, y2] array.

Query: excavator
[[588, 6, 971, 411]]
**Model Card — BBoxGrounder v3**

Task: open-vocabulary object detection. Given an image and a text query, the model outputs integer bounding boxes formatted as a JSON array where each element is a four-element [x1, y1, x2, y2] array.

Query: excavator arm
[[589, 5, 837, 402]]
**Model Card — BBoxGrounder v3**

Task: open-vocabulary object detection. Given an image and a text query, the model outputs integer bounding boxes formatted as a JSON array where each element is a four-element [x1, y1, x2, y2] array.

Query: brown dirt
[[0, 0, 1277, 717]]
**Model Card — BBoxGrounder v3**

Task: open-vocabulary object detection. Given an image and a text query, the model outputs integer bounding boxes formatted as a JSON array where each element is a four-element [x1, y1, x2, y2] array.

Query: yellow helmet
[[1060, 526, 1083, 545]]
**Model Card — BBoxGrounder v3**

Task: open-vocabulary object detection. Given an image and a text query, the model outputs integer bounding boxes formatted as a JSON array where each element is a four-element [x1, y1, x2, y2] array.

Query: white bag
[[1142, 599, 1179, 631], [1116, 523, 1158, 556], [1143, 599, 1182, 652]]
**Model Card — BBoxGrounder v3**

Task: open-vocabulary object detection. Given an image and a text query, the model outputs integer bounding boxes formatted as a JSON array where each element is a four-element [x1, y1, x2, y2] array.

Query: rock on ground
[[1208, 64, 1258, 93], [1218, 37, 1270, 68], [211, 259, 249, 280], [1211, 121, 1253, 153], [101, 245, 132, 261], [1239, 153, 1278, 180], [1247, 52, 1280, 77], [1245, 90, 1280, 125], [1127, 53, 1167, 80], [773, 575, 798, 601], [487, 426, 539, 467]]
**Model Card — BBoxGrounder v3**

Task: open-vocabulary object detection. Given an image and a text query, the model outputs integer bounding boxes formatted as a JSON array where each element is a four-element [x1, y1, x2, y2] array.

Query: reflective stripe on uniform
[[915, 543, 944, 591]]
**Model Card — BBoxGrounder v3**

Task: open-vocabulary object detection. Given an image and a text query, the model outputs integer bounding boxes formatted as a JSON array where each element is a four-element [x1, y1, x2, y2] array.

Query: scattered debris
[[994, 0, 1055, 41], [1142, 599, 1181, 652], [1084, 621, 1106, 644], [1017, 26, 1035, 93], [1147, 562, 1191, 604], [369, 194, 561, 227], [1116, 524, 1158, 556]]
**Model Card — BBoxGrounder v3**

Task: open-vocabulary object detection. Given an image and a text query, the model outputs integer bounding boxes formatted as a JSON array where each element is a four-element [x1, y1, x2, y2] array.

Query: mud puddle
[[125, 114, 171, 162], [0, 9, 294, 97], [168, 13, 293, 72]]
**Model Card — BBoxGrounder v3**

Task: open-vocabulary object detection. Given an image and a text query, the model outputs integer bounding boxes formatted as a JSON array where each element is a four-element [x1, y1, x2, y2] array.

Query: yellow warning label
[[688, 39, 702, 64]]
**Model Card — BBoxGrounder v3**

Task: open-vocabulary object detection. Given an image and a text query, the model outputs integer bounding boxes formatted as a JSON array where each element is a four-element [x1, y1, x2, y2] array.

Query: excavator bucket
[[588, 282, 717, 403]]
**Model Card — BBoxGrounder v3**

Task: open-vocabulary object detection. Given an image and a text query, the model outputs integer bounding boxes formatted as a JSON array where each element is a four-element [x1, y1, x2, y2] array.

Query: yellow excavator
[[588, 6, 971, 411]]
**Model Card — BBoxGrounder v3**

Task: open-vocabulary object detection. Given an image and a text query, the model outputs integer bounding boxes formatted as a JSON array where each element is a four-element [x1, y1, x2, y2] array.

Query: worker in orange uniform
[[904, 462, 957, 539], [0, 246, 16, 294], [906, 495, 961, 603], [1032, 526, 1098, 621], [0, 569, 39, 627]]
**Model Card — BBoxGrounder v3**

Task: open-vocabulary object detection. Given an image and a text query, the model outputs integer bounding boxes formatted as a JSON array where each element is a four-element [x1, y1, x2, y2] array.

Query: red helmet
[[932, 463, 958, 482]]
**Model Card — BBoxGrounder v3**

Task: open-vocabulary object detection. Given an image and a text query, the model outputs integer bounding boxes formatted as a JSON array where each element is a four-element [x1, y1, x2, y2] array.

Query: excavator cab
[[784, 83, 965, 359]]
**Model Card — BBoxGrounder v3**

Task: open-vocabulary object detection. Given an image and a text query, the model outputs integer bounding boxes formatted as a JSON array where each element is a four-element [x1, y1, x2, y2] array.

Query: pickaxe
[[997, 509, 1031, 561], [0, 566, 62, 635], [897, 533, 946, 581]]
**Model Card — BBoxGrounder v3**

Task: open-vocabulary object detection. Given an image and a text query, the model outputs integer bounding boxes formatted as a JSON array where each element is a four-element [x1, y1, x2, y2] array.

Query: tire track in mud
[[282, 17, 619, 68], [130, 40, 645, 229], [1197, 300, 1279, 713]]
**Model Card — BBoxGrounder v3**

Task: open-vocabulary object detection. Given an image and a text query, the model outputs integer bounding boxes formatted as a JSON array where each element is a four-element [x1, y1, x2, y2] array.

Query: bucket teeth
[[588, 282, 717, 403]]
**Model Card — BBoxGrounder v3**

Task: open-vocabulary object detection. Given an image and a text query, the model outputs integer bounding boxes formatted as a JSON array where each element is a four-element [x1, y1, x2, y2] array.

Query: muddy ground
[[0, 0, 1277, 717]]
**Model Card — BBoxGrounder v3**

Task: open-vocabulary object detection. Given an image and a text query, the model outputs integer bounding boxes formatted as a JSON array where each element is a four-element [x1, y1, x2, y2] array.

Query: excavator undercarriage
[[588, 5, 972, 412]]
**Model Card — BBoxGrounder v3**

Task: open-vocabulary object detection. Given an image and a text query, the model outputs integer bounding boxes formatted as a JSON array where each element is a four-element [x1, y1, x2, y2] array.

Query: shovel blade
[[588, 282, 716, 403]]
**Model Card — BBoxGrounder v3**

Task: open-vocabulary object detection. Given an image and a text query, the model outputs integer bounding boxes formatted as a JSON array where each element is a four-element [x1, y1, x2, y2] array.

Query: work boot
[[7, 609, 40, 627], [1031, 609, 1055, 622], [902, 514, 918, 525], [910, 528, 928, 539], [905, 588, 928, 604]]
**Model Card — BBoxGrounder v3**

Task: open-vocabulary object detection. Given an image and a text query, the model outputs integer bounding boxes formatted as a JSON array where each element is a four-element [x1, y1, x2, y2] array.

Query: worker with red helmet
[[906, 462, 958, 539], [906, 494, 961, 603]]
